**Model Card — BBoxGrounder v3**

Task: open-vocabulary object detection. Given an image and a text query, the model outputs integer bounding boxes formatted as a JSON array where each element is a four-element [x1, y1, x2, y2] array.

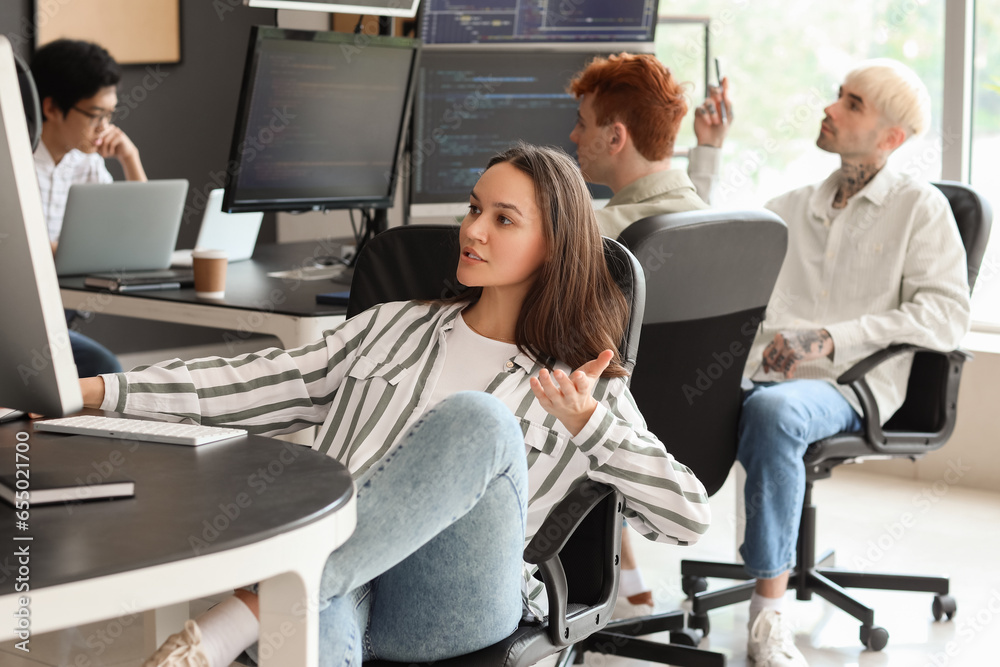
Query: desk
[[0, 415, 356, 666], [59, 240, 351, 349]]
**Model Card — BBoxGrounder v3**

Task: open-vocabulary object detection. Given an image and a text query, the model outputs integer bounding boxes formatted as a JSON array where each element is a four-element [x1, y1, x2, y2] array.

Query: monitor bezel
[[223, 26, 422, 214], [0, 36, 82, 417], [245, 0, 421, 18]]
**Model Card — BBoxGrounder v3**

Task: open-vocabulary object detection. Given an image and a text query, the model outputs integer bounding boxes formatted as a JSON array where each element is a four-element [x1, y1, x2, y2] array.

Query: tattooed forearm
[[763, 329, 835, 379], [787, 329, 832, 357]]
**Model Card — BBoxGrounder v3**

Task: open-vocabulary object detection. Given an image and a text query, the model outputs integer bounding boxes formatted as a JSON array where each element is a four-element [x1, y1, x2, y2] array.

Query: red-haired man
[[569, 52, 730, 238], [568, 53, 731, 619]]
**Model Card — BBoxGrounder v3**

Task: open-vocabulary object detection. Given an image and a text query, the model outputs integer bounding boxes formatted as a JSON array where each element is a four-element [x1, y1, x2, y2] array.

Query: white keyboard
[[35, 415, 247, 446]]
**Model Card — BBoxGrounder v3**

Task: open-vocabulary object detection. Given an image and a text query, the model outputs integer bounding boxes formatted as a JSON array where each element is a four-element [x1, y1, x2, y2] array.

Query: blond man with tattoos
[[736, 59, 970, 665]]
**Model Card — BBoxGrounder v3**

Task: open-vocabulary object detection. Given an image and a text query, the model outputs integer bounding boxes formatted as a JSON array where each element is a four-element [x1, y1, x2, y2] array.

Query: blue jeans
[[736, 380, 862, 580], [68, 330, 122, 376], [249, 391, 528, 666]]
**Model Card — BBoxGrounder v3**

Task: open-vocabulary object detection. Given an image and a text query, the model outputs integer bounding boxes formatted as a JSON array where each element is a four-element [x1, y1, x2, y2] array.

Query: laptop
[[54, 180, 189, 276], [171, 189, 264, 267]]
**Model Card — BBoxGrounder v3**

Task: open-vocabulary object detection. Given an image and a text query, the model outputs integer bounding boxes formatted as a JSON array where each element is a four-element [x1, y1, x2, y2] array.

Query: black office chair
[[680, 182, 993, 651], [344, 224, 647, 667], [563, 209, 786, 666]]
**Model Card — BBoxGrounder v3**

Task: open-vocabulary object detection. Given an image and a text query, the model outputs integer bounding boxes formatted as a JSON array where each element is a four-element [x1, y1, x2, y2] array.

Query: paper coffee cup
[[192, 249, 228, 298]]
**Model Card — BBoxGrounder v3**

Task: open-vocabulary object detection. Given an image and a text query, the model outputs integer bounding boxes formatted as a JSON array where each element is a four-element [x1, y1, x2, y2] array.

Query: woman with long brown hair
[[78, 143, 710, 667]]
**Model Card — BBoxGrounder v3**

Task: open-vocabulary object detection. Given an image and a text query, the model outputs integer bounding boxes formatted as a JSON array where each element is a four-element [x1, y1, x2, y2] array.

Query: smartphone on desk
[[316, 290, 351, 306]]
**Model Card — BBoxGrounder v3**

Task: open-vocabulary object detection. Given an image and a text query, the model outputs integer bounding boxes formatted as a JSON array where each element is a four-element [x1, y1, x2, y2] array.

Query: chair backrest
[[883, 182, 992, 433], [348, 225, 644, 624], [933, 181, 993, 292], [617, 210, 787, 497], [347, 224, 645, 371]]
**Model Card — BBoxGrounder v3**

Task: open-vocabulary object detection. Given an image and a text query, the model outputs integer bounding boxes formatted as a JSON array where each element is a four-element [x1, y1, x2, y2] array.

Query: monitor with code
[[408, 47, 614, 216], [223, 27, 421, 213], [419, 0, 659, 44]]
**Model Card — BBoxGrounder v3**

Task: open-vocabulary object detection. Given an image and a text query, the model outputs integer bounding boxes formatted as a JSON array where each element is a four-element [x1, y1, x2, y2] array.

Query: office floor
[[3, 466, 998, 667]]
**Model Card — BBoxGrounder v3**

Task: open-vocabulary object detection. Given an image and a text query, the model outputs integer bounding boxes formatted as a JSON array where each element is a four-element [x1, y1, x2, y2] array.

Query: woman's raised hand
[[529, 349, 613, 436]]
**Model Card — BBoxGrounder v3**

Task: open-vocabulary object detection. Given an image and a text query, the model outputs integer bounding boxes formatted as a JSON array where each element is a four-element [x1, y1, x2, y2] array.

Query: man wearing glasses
[[31, 38, 146, 249], [29, 39, 145, 376]]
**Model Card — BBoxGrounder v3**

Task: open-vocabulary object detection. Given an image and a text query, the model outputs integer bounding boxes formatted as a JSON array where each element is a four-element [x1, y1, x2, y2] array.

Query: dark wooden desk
[[0, 416, 356, 666], [59, 240, 352, 348]]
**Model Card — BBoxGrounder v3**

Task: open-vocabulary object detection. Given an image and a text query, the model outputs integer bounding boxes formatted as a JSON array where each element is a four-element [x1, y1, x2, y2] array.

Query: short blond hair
[[844, 58, 931, 138]]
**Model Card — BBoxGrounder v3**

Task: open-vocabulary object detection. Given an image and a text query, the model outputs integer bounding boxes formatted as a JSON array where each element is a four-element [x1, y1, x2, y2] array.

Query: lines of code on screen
[[420, 0, 658, 44], [231, 38, 412, 207], [409, 49, 612, 204]]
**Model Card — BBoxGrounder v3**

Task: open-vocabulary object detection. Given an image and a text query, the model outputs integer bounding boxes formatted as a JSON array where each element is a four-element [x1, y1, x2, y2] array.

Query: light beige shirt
[[595, 146, 718, 238], [749, 167, 971, 421]]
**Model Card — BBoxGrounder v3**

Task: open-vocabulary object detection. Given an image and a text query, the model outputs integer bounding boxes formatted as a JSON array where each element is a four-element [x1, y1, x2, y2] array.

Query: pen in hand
[[714, 57, 727, 125]]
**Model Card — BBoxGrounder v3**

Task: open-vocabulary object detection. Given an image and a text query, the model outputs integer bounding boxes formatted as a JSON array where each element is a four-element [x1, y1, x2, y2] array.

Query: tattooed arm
[[762, 329, 834, 379]]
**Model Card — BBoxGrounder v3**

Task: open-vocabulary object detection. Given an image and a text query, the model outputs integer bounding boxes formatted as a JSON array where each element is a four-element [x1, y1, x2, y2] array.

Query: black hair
[[30, 39, 121, 121]]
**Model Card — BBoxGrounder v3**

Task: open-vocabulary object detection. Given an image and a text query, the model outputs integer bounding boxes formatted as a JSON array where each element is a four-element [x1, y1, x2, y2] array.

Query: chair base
[[679, 483, 955, 652], [575, 610, 726, 666]]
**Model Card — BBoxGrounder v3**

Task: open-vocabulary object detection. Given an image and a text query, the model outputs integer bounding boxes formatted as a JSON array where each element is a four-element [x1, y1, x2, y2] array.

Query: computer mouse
[[0, 408, 26, 423]]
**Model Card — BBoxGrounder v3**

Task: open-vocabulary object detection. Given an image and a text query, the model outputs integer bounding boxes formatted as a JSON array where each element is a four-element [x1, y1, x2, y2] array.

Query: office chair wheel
[[687, 612, 710, 636], [860, 625, 889, 651], [933, 594, 957, 621], [682, 575, 708, 597], [669, 629, 701, 647]]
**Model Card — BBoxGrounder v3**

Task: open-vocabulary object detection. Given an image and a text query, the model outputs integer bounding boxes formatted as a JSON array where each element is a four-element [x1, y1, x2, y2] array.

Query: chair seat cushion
[[804, 432, 872, 466], [363, 607, 586, 667]]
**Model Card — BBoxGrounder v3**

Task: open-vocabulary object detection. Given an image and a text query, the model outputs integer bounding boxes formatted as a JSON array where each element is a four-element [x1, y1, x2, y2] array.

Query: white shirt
[[426, 311, 518, 409], [34, 141, 113, 243], [749, 167, 971, 421]]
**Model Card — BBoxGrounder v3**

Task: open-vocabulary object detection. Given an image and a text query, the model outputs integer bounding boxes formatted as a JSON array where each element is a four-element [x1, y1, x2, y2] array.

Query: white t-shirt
[[34, 141, 113, 243], [425, 310, 519, 411]]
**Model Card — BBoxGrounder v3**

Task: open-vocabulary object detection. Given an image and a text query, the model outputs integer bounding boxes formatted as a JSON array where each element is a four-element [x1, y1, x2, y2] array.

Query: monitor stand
[[329, 265, 354, 286], [336, 207, 389, 285]]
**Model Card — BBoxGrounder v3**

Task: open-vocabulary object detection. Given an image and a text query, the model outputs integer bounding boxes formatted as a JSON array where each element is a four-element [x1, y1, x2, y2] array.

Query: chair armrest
[[522, 480, 622, 647], [836, 344, 973, 452]]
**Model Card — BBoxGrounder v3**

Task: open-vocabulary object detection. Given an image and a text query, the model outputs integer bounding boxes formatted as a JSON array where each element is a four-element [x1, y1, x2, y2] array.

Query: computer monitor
[[245, 0, 421, 17], [419, 0, 659, 44], [223, 27, 421, 214], [408, 46, 618, 218], [0, 36, 82, 417]]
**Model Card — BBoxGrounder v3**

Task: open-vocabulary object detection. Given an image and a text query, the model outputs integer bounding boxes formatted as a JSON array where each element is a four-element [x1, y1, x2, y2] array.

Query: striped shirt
[[748, 167, 971, 421], [100, 300, 711, 618], [34, 141, 113, 243]]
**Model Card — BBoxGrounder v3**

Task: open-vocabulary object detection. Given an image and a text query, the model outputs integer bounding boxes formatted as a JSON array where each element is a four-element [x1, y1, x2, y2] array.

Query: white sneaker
[[142, 620, 210, 667], [747, 610, 808, 666], [611, 590, 655, 619], [581, 592, 655, 667]]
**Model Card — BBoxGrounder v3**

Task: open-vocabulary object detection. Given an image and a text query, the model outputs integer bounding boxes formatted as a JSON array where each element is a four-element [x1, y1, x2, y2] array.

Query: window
[[657, 1, 945, 209], [972, 0, 1000, 328]]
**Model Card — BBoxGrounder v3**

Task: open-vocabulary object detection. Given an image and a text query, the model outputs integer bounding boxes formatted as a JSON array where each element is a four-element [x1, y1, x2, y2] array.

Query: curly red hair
[[569, 53, 688, 161]]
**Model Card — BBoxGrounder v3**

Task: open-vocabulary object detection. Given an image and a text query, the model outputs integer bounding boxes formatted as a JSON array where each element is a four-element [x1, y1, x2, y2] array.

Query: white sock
[[618, 568, 648, 597], [749, 591, 784, 626], [195, 596, 260, 667]]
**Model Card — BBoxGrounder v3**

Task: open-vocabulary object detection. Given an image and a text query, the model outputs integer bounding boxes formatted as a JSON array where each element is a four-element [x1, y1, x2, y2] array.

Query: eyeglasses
[[71, 106, 116, 128]]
